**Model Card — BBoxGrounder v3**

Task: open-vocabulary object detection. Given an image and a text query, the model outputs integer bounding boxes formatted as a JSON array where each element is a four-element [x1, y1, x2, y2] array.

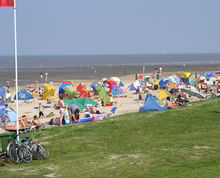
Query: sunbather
[[20, 115, 32, 128], [165, 97, 177, 109], [32, 115, 41, 126], [176, 90, 189, 106]]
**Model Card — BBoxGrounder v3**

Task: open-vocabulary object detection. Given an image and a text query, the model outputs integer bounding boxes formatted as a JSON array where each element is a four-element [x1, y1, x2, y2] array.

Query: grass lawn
[[1, 98, 220, 178]]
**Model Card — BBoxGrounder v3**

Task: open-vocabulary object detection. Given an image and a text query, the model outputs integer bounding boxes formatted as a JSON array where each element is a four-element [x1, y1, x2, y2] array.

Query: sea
[[0, 53, 220, 87]]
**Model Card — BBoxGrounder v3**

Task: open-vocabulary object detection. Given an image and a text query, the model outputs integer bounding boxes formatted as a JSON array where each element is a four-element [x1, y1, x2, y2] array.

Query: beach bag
[[63, 110, 70, 124]]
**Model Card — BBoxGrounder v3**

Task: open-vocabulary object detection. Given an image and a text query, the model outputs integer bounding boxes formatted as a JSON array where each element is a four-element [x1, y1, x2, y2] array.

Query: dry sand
[[0, 74, 141, 134], [1, 70, 215, 134]]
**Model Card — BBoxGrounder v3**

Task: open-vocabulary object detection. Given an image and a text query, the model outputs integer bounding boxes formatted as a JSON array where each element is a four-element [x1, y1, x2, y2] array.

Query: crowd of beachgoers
[[0, 68, 220, 134]]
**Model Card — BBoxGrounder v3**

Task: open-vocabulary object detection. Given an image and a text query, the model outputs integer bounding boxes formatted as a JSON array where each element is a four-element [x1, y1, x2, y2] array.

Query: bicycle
[[27, 134, 49, 160], [6, 131, 32, 163]]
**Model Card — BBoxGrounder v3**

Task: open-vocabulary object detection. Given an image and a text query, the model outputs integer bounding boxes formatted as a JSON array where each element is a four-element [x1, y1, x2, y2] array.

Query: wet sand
[[1, 63, 220, 87]]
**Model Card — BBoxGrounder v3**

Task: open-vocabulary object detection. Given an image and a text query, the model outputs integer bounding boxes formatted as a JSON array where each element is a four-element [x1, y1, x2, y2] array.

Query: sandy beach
[[0, 65, 219, 134], [0, 74, 141, 134]]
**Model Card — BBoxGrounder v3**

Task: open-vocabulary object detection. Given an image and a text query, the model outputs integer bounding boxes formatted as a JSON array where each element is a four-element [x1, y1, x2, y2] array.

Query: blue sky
[[0, 0, 220, 55]]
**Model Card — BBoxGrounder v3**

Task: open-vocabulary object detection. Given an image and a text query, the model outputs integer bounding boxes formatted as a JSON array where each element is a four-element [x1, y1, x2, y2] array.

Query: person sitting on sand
[[165, 97, 177, 109], [91, 107, 101, 114], [176, 90, 189, 106], [32, 115, 41, 126], [68, 104, 80, 122], [20, 115, 31, 128], [47, 95, 52, 104]]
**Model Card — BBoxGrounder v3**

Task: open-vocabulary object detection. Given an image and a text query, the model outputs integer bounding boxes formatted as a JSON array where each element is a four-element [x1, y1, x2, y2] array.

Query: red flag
[[0, 0, 14, 7]]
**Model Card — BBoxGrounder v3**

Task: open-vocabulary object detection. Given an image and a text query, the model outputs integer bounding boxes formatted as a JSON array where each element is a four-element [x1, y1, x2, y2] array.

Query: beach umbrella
[[64, 99, 84, 110], [64, 98, 97, 110], [64, 85, 77, 99], [59, 83, 70, 94]]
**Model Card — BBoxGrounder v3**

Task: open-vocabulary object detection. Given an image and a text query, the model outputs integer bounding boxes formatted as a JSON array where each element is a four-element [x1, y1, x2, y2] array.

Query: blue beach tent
[[59, 83, 70, 94], [5, 107, 17, 122], [140, 94, 167, 112], [0, 101, 5, 122], [14, 89, 33, 100]]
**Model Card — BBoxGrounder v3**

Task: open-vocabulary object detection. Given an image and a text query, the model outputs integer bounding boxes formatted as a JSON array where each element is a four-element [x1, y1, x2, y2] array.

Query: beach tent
[[0, 88, 5, 98], [159, 78, 170, 88], [119, 88, 125, 95], [64, 85, 77, 99], [184, 72, 191, 78], [64, 98, 97, 110], [128, 80, 141, 91], [159, 89, 169, 100], [5, 107, 17, 122], [43, 84, 56, 100], [96, 85, 108, 97], [204, 72, 215, 78], [0, 101, 5, 122], [91, 81, 100, 91], [112, 85, 120, 96], [76, 83, 85, 93], [0, 107, 17, 123], [167, 75, 181, 84], [59, 83, 70, 94], [181, 77, 196, 87], [144, 76, 150, 83], [110, 77, 121, 86], [14, 89, 33, 100], [76, 83, 89, 97], [99, 87, 108, 98], [140, 94, 167, 112], [62, 81, 73, 84], [106, 81, 117, 93], [91, 81, 100, 95], [119, 81, 124, 87]]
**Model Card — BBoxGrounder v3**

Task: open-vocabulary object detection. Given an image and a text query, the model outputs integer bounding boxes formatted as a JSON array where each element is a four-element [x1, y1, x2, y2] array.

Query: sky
[[0, 0, 220, 55]]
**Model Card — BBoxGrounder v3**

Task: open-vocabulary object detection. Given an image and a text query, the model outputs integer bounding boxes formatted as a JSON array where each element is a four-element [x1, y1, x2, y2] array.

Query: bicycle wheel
[[36, 144, 49, 160], [32, 144, 42, 160], [18, 145, 32, 163], [7, 143, 22, 163]]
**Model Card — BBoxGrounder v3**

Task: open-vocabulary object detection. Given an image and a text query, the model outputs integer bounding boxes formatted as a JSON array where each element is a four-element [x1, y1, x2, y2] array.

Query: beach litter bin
[[0, 132, 16, 153]]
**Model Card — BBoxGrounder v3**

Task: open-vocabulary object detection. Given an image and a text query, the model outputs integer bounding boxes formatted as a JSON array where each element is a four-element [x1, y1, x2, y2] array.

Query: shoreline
[[1, 63, 220, 87]]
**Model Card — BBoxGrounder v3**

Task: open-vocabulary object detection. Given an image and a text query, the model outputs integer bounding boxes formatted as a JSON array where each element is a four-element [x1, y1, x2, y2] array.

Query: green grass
[[1, 98, 220, 177]]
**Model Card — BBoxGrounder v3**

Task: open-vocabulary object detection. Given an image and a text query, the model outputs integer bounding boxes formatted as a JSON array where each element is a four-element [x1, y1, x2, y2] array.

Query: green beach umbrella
[[64, 98, 97, 111], [64, 85, 77, 99]]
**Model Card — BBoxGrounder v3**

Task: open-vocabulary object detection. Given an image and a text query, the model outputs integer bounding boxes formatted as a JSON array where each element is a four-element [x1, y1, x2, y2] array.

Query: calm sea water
[[0, 53, 220, 68], [0, 54, 220, 87]]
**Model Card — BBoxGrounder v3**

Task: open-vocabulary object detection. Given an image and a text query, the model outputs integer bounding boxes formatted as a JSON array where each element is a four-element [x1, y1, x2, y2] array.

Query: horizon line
[[1, 52, 220, 57]]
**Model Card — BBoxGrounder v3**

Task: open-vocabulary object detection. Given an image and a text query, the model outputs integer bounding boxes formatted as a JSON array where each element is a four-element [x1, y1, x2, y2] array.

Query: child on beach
[[58, 95, 65, 126], [38, 103, 45, 118]]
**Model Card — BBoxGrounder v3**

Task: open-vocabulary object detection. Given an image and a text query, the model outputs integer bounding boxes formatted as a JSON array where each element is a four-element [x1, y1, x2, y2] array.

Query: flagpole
[[13, 0, 19, 140]]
